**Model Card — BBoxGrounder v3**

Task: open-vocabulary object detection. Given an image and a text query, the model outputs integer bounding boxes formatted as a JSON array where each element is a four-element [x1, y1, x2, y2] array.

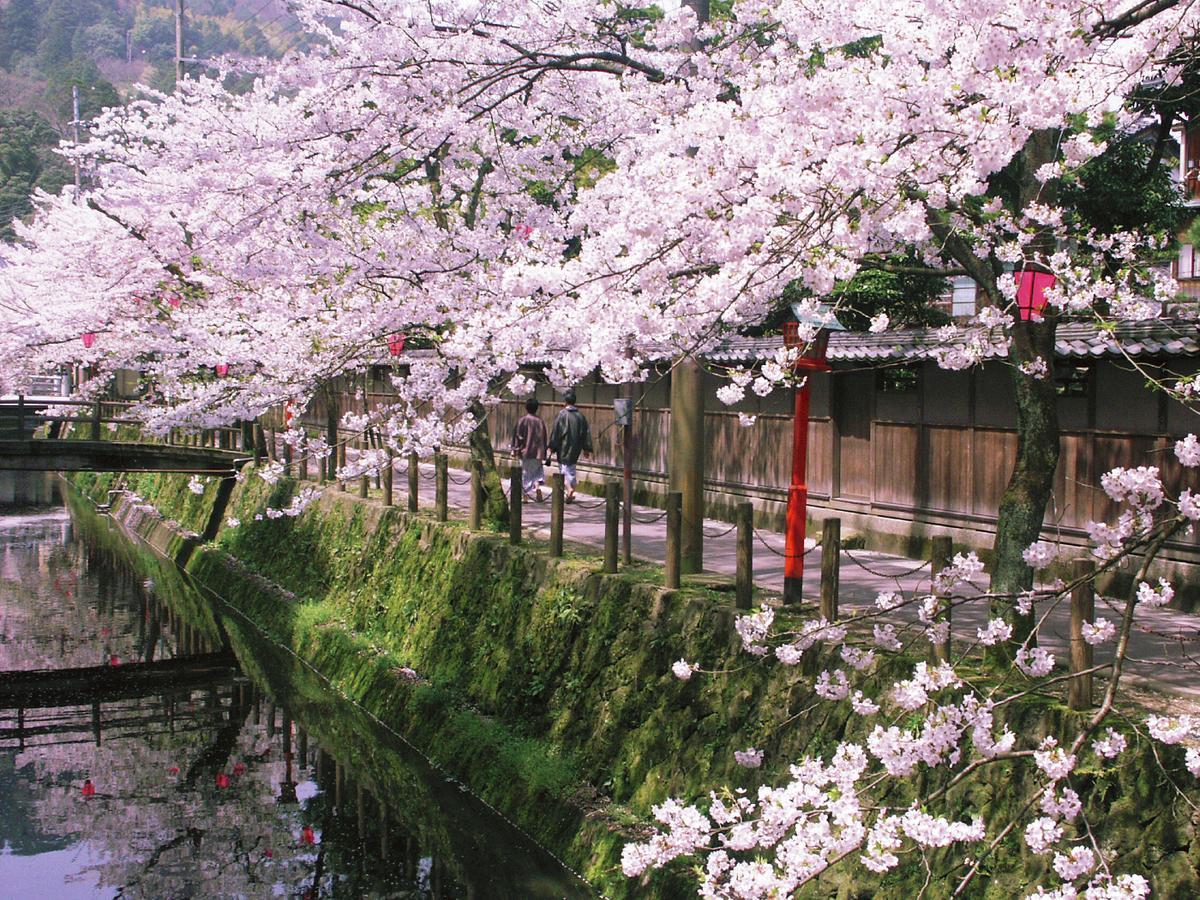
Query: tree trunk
[[989, 318, 1059, 658], [468, 400, 509, 528]]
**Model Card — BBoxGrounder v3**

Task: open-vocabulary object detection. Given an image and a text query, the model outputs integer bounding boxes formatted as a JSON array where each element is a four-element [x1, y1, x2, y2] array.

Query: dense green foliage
[[0, 108, 70, 240]]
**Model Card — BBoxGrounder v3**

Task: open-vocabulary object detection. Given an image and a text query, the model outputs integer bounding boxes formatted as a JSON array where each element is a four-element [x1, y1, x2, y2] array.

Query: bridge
[[0, 396, 250, 475], [0, 651, 239, 710], [0, 652, 241, 750]]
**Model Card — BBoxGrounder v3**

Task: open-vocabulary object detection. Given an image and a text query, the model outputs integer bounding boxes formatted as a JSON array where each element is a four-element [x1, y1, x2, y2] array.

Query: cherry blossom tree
[[4, 1, 1200, 892]]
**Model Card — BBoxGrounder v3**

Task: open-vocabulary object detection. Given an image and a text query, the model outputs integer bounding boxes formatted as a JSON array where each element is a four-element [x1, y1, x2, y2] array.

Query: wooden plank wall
[[298, 358, 1200, 557]]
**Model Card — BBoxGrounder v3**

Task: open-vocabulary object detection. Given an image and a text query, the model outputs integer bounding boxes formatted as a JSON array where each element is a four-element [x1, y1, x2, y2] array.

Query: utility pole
[[175, 0, 184, 85], [71, 84, 81, 198]]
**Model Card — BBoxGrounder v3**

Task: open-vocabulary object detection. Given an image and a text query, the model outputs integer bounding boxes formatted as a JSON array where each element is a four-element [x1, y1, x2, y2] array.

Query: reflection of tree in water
[[0, 516, 173, 673], [14, 685, 325, 897], [11, 680, 449, 898]]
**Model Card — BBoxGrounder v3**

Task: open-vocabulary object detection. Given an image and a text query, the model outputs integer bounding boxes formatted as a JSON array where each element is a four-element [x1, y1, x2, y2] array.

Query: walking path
[[388, 460, 1200, 699]]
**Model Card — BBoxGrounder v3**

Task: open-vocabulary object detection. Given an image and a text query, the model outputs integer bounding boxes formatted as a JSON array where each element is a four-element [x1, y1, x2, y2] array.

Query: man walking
[[548, 389, 592, 501], [511, 397, 550, 501]]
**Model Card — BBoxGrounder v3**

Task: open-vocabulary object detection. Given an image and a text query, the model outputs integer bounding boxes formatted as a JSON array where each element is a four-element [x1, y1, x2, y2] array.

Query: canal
[[0, 473, 592, 898]]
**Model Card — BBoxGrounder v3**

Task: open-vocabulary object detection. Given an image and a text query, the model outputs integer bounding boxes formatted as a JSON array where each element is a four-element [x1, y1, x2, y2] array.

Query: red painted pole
[[784, 378, 811, 605]]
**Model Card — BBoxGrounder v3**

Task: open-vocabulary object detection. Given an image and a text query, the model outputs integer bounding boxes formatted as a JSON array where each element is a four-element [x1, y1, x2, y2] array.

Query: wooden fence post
[[665, 491, 682, 589], [435, 454, 448, 522], [337, 441, 346, 490], [736, 502, 753, 610], [550, 472, 564, 557], [15, 395, 25, 438], [603, 481, 620, 573], [266, 427, 277, 461], [241, 420, 253, 454], [91, 401, 102, 441], [510, 465, 523, 545], [283, 437, 293, 477], [382, 449, 393, 506], [820, 518, 841, 622], [254, 422, 266, 465], [299, 429, 309, 480], [469, 460, 483, 530], [408, 452, 419, 513], [1069, 558, 1095, 711], [931, 535, 953, 664]]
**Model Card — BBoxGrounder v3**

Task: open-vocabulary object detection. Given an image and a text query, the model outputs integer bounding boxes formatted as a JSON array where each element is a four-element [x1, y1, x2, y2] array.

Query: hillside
[[0, 0, 306, 239]]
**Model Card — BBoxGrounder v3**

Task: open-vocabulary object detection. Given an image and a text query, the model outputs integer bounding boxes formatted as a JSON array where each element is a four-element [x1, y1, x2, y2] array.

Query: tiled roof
[[705, 319, 1200, 364]]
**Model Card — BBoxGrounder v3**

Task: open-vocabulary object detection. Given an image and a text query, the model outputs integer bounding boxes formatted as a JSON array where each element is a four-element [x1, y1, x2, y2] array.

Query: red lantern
[[81, 779, 95, 799], [167, 294, 181, 309], [215, 772, 231, 789], [387, 333, 406, 357], [300, 825, 316, 845], [81, 332, 96, 349], [215, 363, 229, 378], [1014, 270, 1055, 322]]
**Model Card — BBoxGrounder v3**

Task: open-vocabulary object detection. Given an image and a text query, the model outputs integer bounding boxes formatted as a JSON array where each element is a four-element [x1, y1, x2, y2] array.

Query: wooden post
[[603, 480, 619, 573], [550, 472, 565, 557], [1069, 558, 1095, 710], [820, 518, 841, 622], [337, 441, 346, 491], [469, 459, 483, 529], [240, 420, 253, 453], [668, 357, 705, 573], [299, 429, 309, 480], [735, 502, 753, 610], [254, 422, 266, 464], [382, 449, 394, 506], [15, 394, 24, 438], [931, 535, 953, 664], [665, 491, 682, 589], [266, 427, 277, 461], [324, 406, 337, 482], [435, 453, 448, 522], [510, 464, 523, 545], [91, 401, 102, 441], [283, 438, 293, 477], [408, 451, 419, 512]]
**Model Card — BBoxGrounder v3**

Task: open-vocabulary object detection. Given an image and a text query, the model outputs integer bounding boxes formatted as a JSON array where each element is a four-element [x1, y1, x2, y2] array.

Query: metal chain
[[842, 547, 931, 579], [702, 522, 738, 538], [632, 509, 668, 523], [752, 527, 821, 559], [570, 497, 608, 510]]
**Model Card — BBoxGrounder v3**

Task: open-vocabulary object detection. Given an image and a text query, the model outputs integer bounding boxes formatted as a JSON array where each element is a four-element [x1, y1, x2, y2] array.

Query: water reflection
[[0, 474, 592, 898]]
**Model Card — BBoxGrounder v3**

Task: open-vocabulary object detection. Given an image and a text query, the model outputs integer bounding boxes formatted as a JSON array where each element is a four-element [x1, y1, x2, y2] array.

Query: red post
[[784, 378, 812, 605]]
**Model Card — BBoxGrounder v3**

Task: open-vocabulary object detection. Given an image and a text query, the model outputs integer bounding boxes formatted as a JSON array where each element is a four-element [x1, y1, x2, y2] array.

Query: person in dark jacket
[[511, 397, 549, 501], [547, 389, 592, 500]]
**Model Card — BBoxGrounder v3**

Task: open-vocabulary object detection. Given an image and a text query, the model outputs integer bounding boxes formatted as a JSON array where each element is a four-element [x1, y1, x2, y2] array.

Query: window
[[950, 276, 977, 317], [1178, 244, 1198, 280], [1054, 365, 1091, 398], [876, 366, 921, 393]]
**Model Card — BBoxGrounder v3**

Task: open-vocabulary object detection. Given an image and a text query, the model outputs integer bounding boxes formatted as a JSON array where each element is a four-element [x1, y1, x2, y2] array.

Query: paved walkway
[[385, 460, 1200, 699]]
